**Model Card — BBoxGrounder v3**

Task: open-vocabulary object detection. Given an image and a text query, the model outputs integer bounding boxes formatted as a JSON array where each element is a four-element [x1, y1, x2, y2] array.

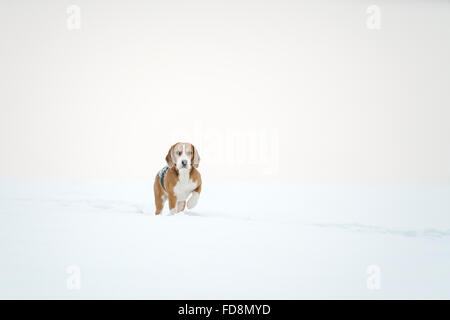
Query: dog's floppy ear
[[192, 144, 200, 168], [165, 144, 176, 168]]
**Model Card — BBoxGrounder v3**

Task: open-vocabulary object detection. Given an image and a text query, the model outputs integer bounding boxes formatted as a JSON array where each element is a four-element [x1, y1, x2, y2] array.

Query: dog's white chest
[[173, 170, 197, 201]]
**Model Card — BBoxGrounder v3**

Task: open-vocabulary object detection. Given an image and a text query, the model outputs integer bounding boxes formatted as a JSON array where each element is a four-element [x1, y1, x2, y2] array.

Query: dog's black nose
[[181, 160, 188, 166]]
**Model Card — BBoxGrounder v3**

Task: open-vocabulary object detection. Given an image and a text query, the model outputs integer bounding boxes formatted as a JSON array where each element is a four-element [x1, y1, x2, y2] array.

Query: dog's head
[[165, 142, 200, 170]]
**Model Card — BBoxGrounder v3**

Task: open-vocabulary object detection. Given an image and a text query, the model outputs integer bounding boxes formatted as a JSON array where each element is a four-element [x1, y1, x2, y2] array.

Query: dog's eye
[[176, 151, 181, 156], [187, 151, 192, 155]]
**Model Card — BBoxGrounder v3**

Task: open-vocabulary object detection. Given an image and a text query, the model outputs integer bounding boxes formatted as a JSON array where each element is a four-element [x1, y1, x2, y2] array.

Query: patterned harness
[[159, 166, 169, 191]]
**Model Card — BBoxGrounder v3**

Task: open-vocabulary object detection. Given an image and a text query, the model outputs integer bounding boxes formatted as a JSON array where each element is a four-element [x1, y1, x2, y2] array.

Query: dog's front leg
[[187, 185, 201, 210], [187, 192, 199, 209], [168, 193, 178, 214], [176, 201, 186, 213]]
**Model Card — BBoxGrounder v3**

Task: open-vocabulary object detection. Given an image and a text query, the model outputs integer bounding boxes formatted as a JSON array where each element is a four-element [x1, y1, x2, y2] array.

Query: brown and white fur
[[154, 142, 202, 215]]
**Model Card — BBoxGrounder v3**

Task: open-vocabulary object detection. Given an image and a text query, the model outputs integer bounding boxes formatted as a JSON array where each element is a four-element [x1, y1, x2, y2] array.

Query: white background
[[1, 0, 449, 182], [1, 0, 450, 299]]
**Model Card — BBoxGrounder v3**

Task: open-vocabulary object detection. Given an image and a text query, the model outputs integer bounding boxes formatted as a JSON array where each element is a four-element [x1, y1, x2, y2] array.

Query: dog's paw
[[187, 192, 199, 209], [176, 201, 186, 213]]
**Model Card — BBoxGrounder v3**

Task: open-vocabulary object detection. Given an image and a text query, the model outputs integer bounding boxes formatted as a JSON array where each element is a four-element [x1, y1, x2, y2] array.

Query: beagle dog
[[154, 142, 202, 215]]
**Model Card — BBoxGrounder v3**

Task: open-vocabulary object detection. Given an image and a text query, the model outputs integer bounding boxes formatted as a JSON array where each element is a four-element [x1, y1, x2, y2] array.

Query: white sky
[[0, 0, 449, 182]]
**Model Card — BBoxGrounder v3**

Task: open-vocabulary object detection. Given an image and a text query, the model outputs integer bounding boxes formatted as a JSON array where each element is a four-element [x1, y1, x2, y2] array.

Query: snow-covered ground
[[0, 179, 449, 299]]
